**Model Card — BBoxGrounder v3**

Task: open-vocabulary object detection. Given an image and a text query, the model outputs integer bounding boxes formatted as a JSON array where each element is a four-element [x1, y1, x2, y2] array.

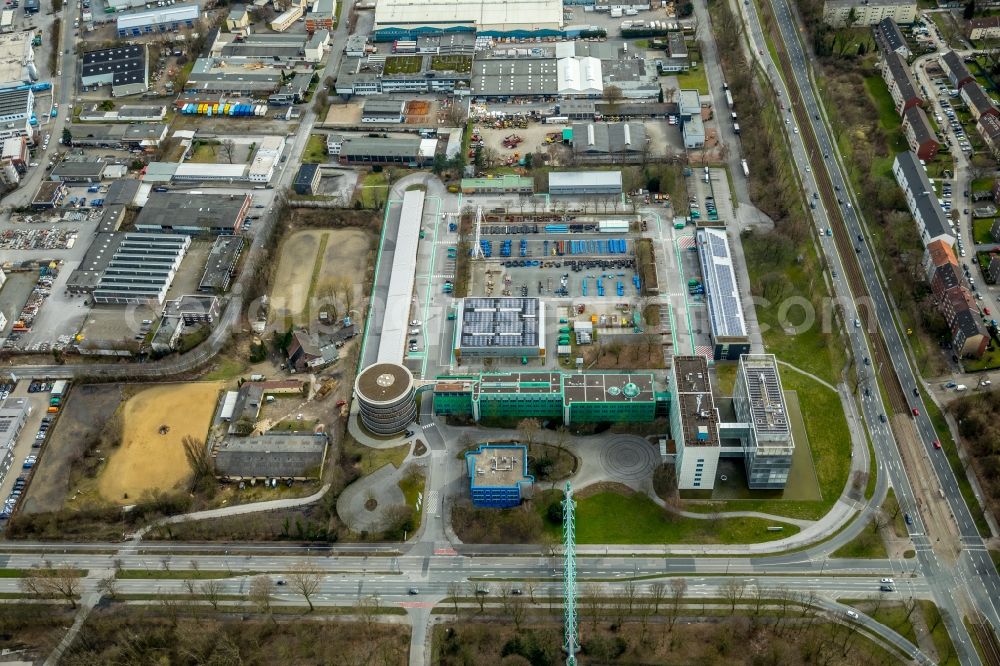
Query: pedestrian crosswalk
[[425, 490, 440, 516]]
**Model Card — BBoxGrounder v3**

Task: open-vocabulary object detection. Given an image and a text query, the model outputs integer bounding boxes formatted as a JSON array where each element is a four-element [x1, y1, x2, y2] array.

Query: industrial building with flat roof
[[214, 432, 328, 480], [466, 444, 534, 507], [0, 397, 30, 452], [670, 356, 720, 490], [548, 170, 622, 196], [0, 86, 32, 141], [373, 0, 564, 41], [378, 189, 424, 366], [668, 354, 797, 491], [337, 136, 436, 166], [81, 44, 149, 97], [49, 158, 108, 183], [433, 370, 664, 424], [67, 123, 167, 149], [453, 297, 545, 360], [66, 232, 191, 304], [354, 190, 426, 435], [185, 59, 283, 94], [116, 2, 199, 37], [293, 163, 321, 195], [570, 122, 648, 163], [0, 33, 33, 87], [696, 228, 751, 360], [134, 191, 250, 235], [362, 98, 406, 123], [461, 174, 534, 194], [733, 354, 794, 489]]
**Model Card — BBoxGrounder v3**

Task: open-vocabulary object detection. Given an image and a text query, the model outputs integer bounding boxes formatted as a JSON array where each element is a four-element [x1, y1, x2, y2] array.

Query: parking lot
[[0, 380, 61, 523]]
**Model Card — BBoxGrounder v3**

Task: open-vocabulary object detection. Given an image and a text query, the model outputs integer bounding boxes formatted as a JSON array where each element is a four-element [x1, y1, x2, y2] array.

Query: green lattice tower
[[562, 482, 579, 665]]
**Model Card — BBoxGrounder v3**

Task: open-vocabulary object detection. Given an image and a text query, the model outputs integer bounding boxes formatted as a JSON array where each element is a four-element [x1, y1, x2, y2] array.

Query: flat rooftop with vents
[[134, 191, 250, 235], [81, 44, 149, 97], [465, 443, 534, 508]]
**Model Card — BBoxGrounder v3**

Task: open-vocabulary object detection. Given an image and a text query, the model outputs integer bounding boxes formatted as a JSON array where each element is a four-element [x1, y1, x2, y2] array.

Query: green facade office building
[[432, 370, 669, 424]]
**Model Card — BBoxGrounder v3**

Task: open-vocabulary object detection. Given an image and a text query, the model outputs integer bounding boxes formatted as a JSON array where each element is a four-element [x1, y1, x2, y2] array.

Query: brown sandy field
[[97, 382, 223, 503], [268, 228, 371, 328]]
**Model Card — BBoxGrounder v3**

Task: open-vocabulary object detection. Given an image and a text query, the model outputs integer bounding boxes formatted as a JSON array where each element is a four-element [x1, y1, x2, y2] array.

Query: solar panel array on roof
[[696, 228, 748, 339], [460, 297, 539, 349], [82, 45, 146, 87]]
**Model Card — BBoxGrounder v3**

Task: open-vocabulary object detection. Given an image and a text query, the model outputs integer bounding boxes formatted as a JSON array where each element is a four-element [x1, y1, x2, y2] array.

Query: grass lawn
[[343, 435, 410, 476], [919, 601, 959, 665], [189, 143, 217, 163], [961, 346, 1000, 371], [839, 600, 918, 646], [971, 177, 994, 193], [358, 172, 389, 209], [545, 491, 798, 544], [831, 523, 887, 558], [398, 468, 426, 532], [430, 55, 472, 73], [973, 218, 997, 245], [864, 76, 904, 139], [680, 370, 851, 521], [743, 233, 846, 385], [116, 570, 244, 580], [675, 66, 708, 94], [383, 56, 422, 74], [271, 419, 317, 432], [0, 568, 86, 578], [883, 488, 908, 538], [202, 356, 247, 381], [302, 134, 327, 164]]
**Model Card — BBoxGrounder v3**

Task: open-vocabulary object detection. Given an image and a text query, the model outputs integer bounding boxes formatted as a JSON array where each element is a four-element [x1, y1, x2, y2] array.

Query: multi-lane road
[[741, 0, 1000, 657]]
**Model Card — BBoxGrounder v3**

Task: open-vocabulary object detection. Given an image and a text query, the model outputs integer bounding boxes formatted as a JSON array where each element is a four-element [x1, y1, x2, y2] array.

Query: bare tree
[[624, 580, 637, 615], [20, 564, 81, 608], [469, 582, 486, 613], [517, 417, 541, 449], [356, 595, 382, 638], [219, 139, 236, 164], [200, 579, 223, 611], [249, 575, 276, 623], [525, 581, 537, 605], [289, 563, 322, 612], [649, 581, 666, 614], [603, 84, 624, 109], [721, 578, 746, 615], [96, 575, 118, 600], [751, 582, 767, 615], [582, 583, 602, 631], [667, 578, 686, 631], [498, 582, 512, 614], [447, 582, 461, 615], [510, 594, 527, 631]]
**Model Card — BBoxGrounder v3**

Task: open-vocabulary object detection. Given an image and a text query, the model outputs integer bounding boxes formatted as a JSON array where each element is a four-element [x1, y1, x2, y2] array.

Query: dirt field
[[20, 384, 124, 515], [269, 230, 322, 328], [269, 228, 372, 329], [97, 382, 223, 503]]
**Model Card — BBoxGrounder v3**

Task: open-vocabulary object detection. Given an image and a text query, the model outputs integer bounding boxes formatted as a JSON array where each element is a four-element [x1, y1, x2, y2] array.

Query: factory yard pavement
[[337, 463, 408, 533]]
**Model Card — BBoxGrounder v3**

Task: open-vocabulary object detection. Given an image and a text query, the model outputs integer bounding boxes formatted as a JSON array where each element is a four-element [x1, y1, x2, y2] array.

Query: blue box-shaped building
[[466, 444, 534, 508]]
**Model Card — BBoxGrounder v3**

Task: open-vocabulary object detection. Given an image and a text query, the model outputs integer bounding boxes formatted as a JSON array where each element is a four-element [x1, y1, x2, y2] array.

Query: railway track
[[761, 14, 910, 416], [970, 612, 1000, 666]]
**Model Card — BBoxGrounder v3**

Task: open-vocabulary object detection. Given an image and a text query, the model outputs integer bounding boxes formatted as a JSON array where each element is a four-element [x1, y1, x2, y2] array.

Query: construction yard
[[96, 382, 223, 503]]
